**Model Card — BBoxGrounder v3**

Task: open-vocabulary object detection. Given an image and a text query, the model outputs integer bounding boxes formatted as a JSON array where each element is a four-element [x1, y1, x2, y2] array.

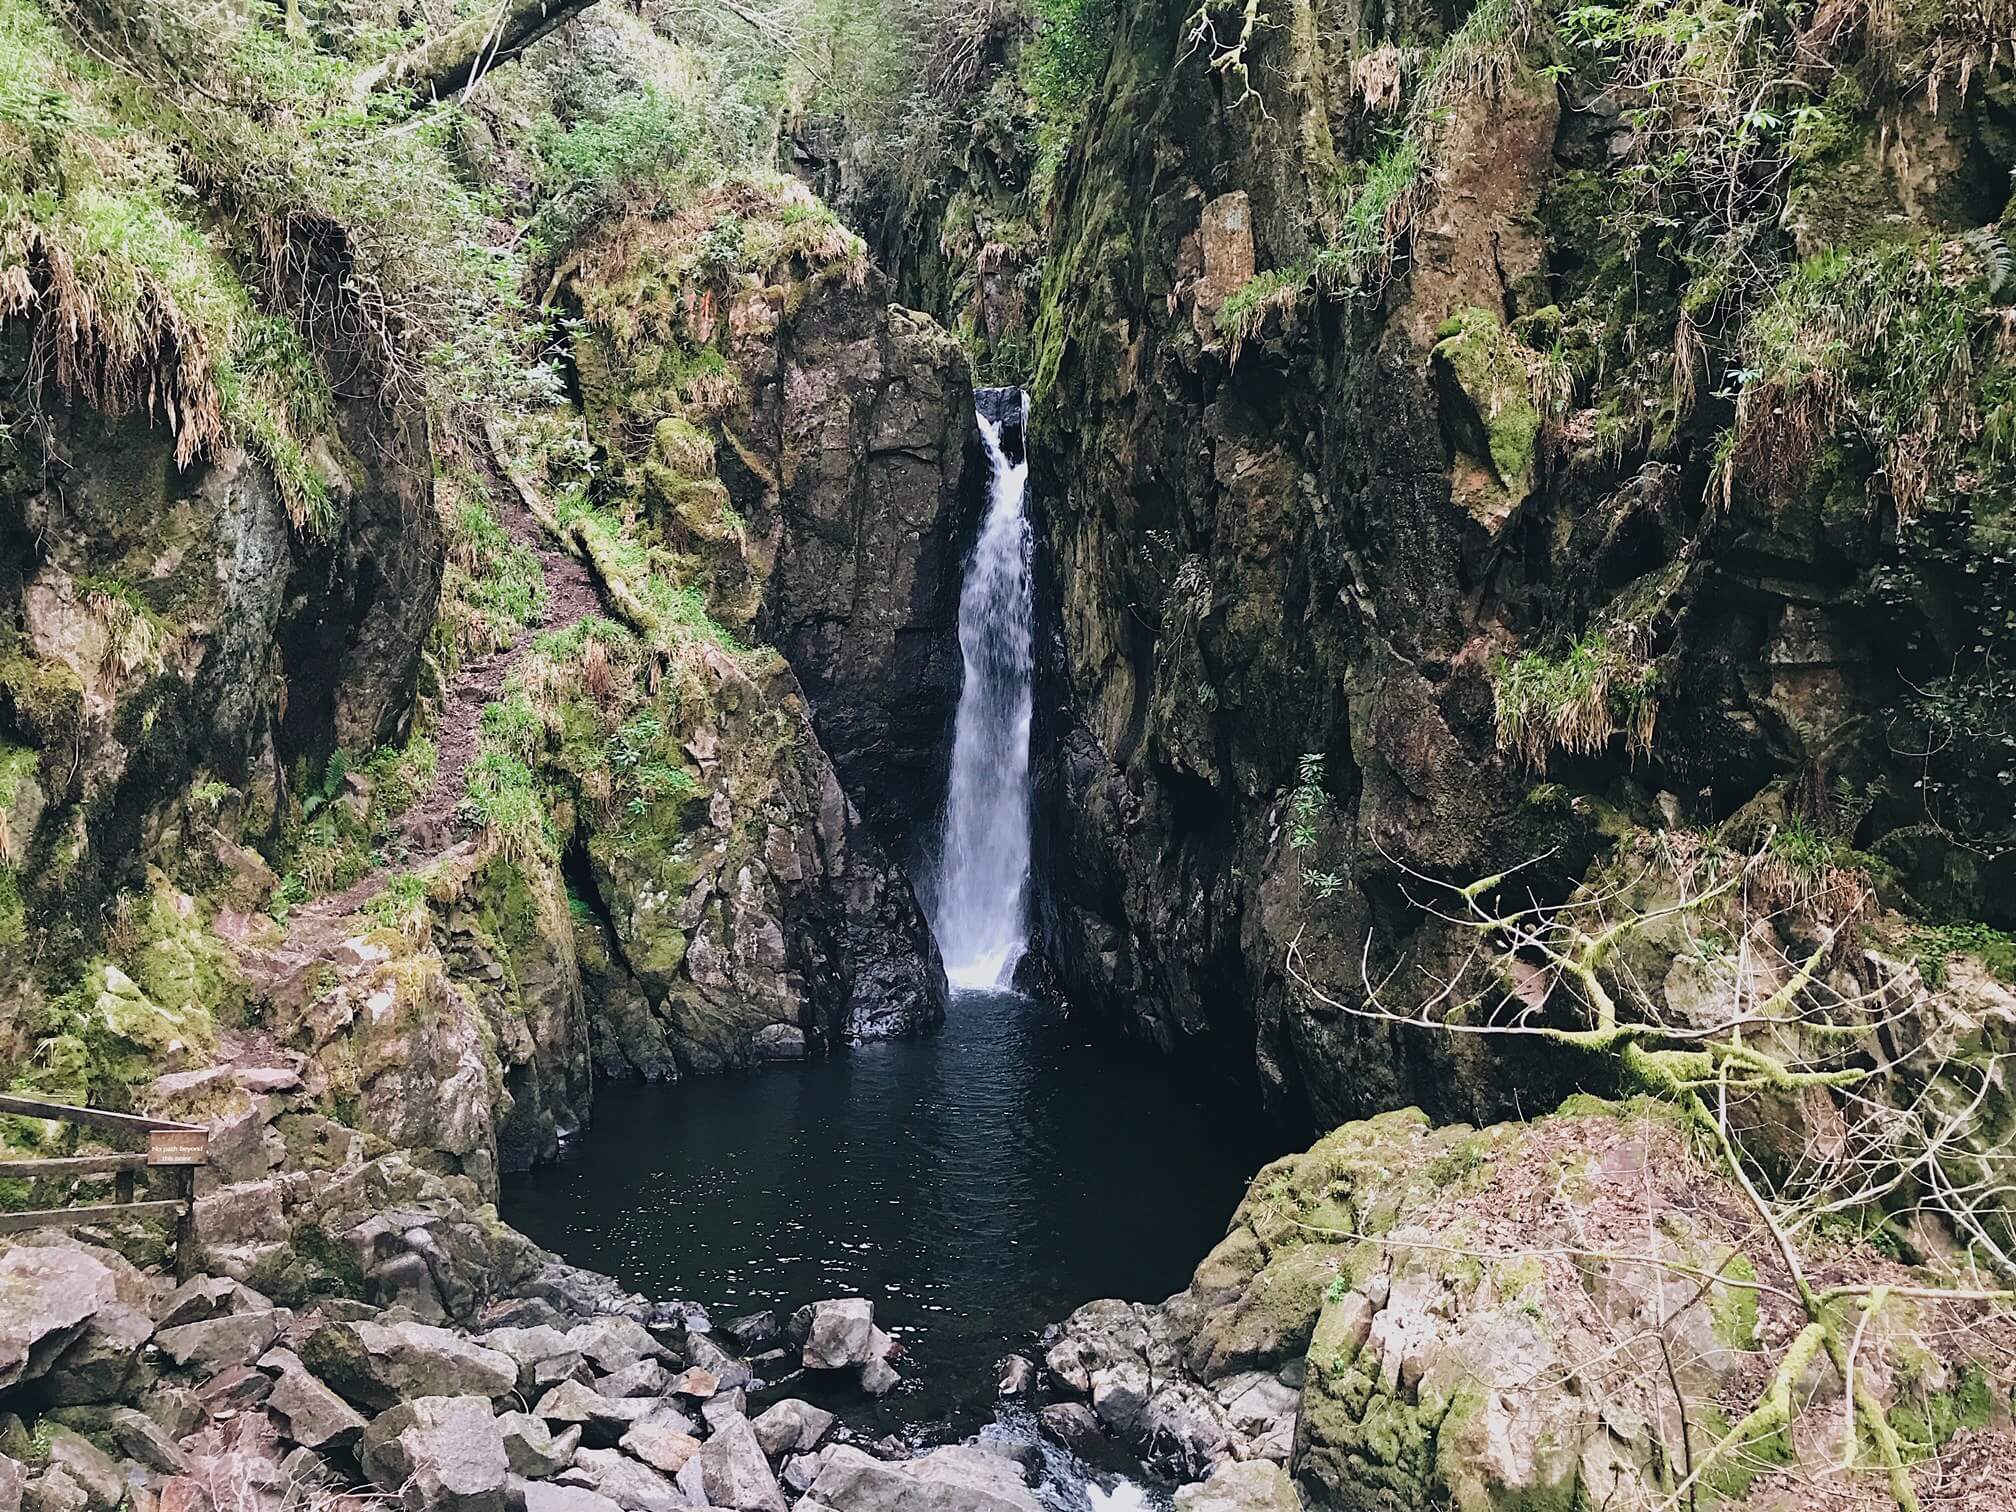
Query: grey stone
[[154, 1279, 245, 1331], [190, 1181, 284, 1249], [696, 1417, 786, 1512], [558, 1450, 684, 1512], [560, 1318, 665, 1376], [46, 1409, 184, 1474], [507, 1481, 619, 1512], [995, 1355, 1035, 1396], [791, 1301, 874, 1371], [589, 1359, 667, 1399], [615, 1413, 700, 1476], [38, 1432, 122, 1512], [136, 1386, 205, 1441], [22, 1467, 88, 1512], [749, 1399, 834, 1460], [300, 1321, 516, 1411], [496, 1413, 575, 1481], [267, 1365, 368, 1450], [194, 1365, 271, 1412], [43, 1304, 154, 1405], [699, 1394, 747, 1434], [478, 1327, 574, 1392], [528, 1382, 652, 1447], [0, 1452, 21, 1512], [359, 1396, 509, 1512], [681, 1334, 750, 1391], [1037, 1403, 1103, 1456], [805, 1445, 1041, 1512], [0, 1250, 118, 1393], [779, 1452, 824, 1495], [1173, 1460, 1300, 1512], [857, 1357, 900, 1397], [155, 1310, 287, 1375]]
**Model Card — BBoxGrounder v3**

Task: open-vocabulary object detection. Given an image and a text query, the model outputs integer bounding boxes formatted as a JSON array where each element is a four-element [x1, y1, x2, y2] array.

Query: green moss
[[244, 1220, 368, 1305], [1709, 1252, 1760, 1349], [1433, 306, 1542, 491]]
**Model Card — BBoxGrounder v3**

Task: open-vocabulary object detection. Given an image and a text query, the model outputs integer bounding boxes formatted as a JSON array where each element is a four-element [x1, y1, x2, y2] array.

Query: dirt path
[[286, 443, 603, 935]]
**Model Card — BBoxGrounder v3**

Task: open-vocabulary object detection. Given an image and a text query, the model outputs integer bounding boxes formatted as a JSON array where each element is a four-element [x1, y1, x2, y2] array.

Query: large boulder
[[805, 1445, 1041, 1512], [1174, 1461, 1300, 1512], [266, 1362, 369, 1450], [749, 1399, 833, 1459], [359, 1396, 510, 1512], [791, 1300, 874, 1370], [301, 1321, 516, 1411], [40, 1304, 154, 1406], [154, 1310, 286, 1376], [696, 1416, 787, 1512], [0, 1250, 120, 1395]]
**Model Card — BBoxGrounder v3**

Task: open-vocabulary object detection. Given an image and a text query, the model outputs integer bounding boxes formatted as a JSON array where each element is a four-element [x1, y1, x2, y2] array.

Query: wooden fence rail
[[0, 1094, 209, 1273]]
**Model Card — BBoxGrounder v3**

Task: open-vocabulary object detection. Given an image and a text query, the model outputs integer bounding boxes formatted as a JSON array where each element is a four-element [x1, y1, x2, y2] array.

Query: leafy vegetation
[[1492, 631, 1659, 771]]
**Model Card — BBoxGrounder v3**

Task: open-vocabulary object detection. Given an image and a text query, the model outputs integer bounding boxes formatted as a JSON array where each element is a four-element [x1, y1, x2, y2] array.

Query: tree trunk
[[354, 0, 598, 100]]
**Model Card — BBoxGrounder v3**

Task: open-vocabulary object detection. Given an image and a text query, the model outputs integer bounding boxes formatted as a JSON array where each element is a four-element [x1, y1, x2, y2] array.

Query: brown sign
[[147, 1129, 209, 1167]]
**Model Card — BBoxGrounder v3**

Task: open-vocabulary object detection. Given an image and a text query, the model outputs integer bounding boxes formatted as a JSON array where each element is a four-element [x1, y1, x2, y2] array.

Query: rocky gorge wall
[[921, 0, 2016, 1134]]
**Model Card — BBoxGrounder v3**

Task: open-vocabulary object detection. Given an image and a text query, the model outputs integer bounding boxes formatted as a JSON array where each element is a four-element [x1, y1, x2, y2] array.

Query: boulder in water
[[805, 1444, 1041, 1512], [1173, 1461, 1300, 1512], [790, 1300, 875, 1370]]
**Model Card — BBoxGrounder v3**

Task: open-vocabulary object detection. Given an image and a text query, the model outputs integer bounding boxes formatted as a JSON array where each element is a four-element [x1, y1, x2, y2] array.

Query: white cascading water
[[934, 390, 1034, 992]]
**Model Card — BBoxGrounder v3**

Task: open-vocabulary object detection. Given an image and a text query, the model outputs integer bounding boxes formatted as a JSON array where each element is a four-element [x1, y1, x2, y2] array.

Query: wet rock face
[[750, 291, 979, 865], [1022, 0, 1559, 1130], [0, 360, 437, 1017], [1005, 0, 2016, 1131], [1045, 1103, 2012, 1508]]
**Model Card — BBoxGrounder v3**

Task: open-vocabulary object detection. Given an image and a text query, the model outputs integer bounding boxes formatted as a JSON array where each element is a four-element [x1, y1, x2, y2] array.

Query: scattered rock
[[155, 1310, 287, 1376], [266, 1364, 368, 1450], [0, 1250, 119, 1394], [723, 1313, 779, 1352], [42, 1304, 153, 1405], [696, 1416, 788, 1512], [1173, 1460, 1300, 1512], [557, 1450, 683, 1512], [1037, 1403, 1103, 1457], [496, 1412, 576, 1480], [528, 1381, 653, 1447], [507, 1482, 619, 1512], [359, 1396, 510, 1512], [38, 1431, 122, 1512], [791, 1301, 874, 1371], [615, 1415, 699, 1476], [194, 1365, 271, 1413], [857, 1356, 900, 1397], [153, 1279, 254, 1332], [700, 1393, 747, 1433], [995, 1355, 1034, 1397], [22, 1465, 88, 1512], [46, 1408, 184, 1474], [589, 1359, 666, 1399], [301, 1321, 516, 1411], [560, 1318, 665, 1376], [806, 1444, 1041, 1512], [684, 1334, 752, 1391], [668, 1366, 716, 1400], [749, 1399, 834, 1459]]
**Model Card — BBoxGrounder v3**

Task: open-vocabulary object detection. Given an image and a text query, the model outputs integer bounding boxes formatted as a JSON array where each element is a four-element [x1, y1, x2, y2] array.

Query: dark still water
[[501, 989, 1279, 1439]]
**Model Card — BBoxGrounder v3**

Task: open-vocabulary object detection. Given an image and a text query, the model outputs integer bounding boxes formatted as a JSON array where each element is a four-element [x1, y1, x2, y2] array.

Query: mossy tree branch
[[353, 0, 601, 101]]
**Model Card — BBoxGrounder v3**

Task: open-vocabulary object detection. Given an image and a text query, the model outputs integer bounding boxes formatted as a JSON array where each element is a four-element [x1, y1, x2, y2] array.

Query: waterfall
[[934, 388, 1034, 993]]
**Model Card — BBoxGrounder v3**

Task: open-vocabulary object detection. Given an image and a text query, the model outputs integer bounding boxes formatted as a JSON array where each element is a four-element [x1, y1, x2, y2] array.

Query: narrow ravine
[[501, 391, 1284, 1505]]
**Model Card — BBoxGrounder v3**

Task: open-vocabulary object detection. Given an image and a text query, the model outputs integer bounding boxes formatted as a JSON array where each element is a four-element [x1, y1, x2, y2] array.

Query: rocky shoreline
[[1, 1218, 1070, 1512]]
